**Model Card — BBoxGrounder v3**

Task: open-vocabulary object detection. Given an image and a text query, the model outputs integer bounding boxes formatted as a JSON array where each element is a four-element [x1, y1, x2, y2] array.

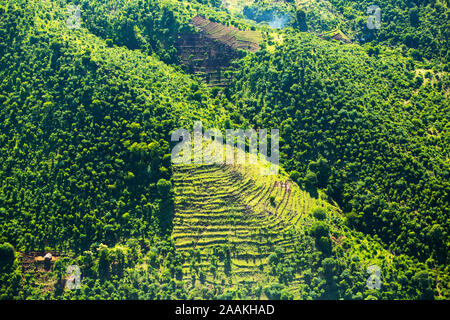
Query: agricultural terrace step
[[174, 171, 239, 180], [175, 191, 251, 204], [175, 236, 295, 249], [175, 207, 259, 216], [173, 230, 290, 241], [173, 223, 289, 233], [173, 216, 292, 230], [173, 222, 294, 235], [176, 180, 256, 197], [173, 170, 241, 181], [173, 218, 290, 231], [172, 229, 292, 242], [174, 212, 254, 220], [173, 164, 225, 171]]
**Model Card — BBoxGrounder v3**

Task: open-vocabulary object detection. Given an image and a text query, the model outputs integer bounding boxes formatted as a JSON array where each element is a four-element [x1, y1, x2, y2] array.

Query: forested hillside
[[326, 0, 449, 61], [0, 0, 225, 299], [0, 0, 448, 300]]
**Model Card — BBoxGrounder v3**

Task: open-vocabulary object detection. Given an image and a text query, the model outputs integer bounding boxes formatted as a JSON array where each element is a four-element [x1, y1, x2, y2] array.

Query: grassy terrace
[[171, 159, 328, 296]]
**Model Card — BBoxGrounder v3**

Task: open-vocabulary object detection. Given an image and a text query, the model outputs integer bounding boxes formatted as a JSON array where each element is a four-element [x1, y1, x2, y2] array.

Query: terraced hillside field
[[176, 31, 240, 87], [172, 162, 332, 296], [191, 16, 263, 52]]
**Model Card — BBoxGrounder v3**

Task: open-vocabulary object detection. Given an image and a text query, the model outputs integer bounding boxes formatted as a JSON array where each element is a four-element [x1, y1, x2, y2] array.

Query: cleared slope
[[172, 160, 331, 295]]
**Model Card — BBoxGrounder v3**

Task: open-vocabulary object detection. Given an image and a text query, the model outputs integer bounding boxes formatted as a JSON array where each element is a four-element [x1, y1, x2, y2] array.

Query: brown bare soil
[[190, 16, 262, 52], [176, 16, 262, 87]]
